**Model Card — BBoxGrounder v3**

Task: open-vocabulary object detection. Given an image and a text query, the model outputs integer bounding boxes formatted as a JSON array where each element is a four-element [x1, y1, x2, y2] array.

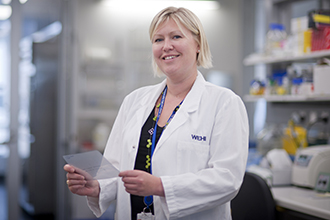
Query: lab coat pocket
[[177, 141, 210, 174]]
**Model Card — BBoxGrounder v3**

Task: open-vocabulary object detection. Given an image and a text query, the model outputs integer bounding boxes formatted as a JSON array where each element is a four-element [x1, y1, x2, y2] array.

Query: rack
[[244, 94, 330, 102], [243, 50, 330, 66]]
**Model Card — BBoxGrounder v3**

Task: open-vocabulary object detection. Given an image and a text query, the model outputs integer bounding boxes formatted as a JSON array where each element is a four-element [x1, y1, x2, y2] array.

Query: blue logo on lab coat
[[191, 134, 206, 141]]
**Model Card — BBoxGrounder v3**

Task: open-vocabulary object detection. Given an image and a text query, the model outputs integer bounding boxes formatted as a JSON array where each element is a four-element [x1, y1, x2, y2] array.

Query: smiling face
[[152, 18, 200, 81]]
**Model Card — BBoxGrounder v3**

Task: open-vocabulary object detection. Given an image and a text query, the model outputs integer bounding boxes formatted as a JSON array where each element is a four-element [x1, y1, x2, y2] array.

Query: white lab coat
[[87, 72, 249, 220]]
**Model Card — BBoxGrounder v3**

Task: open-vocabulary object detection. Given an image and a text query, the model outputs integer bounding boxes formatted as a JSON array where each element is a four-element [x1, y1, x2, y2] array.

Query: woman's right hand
[[64, 164, 100, 198]]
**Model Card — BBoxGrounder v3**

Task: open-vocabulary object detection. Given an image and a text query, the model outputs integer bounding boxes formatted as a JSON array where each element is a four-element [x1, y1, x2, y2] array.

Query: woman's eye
[[173, 35, 182, 39], [154, 38, 163, 43]]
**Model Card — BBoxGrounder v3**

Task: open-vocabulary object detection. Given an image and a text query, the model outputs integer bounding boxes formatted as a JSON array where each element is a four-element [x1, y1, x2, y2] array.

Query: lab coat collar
[[180, 71, 205, 113], [136, 71, 205, 111]]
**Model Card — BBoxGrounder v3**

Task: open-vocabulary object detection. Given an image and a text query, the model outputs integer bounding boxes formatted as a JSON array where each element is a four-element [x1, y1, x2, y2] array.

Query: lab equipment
[[248, 149, 293, 186], [314, 172, 330, 192], [291, 145, 330, 188], [265, 149, 292, 186], [257, 124, 283, 156], [282, 119, 307, 156]]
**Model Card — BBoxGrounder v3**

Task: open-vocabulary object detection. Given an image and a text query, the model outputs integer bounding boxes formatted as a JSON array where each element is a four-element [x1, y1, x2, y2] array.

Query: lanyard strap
[[144, 86, 183, 209], [150, 86, 167, 169]]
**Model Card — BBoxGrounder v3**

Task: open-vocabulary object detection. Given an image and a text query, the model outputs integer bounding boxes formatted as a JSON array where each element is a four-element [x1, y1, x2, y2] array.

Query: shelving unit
[[242, 0, 330, 152], [244, 50, 330, 66], [244, 36, 330, 103], [244, 94, 330, 102], [243, 47, 330, 103], [243, 49, 330, 103]]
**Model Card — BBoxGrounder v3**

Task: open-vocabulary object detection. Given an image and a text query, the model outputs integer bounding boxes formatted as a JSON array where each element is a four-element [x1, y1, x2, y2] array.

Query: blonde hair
[[149, 7, 213, 76]]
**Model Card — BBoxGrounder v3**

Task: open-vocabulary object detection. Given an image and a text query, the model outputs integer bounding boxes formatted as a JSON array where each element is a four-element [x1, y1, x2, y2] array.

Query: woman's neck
[[166, 71, 197, 100]]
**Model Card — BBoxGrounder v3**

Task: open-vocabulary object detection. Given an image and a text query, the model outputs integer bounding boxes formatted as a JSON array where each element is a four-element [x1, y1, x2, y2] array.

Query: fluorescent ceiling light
[[0, 5, 12, 20], [85, 47, 112, 60], [19, 0, 28, 4], [32, 21, 62, 43], [0, 20, 10, 37], [102, 0, 220, 11], [1, 0, 12, 4]]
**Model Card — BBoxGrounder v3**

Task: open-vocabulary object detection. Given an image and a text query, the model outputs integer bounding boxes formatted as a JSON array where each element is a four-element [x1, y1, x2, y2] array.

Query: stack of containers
[[290, 16, 312, 55], [309, 10, 330, 51], [287, 63, 315, 96], [311, 27, 330, 51]]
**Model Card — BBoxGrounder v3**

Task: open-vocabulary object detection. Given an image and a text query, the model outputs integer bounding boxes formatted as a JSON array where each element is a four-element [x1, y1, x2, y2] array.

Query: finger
[[123, 180, 138, 188], [67, 179, 87, 187], [67, 172, 85, 180], [64, 164, 75, 173], [121, 176, 138, 183], [119, 170, 141, 177], [119, 170, 131, 177], [73, 167, 93, 180]]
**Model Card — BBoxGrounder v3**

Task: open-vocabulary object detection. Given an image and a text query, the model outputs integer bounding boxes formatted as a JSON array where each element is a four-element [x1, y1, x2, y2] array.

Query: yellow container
[[282, 120, 307, 155], [303, 29, 312, 53]]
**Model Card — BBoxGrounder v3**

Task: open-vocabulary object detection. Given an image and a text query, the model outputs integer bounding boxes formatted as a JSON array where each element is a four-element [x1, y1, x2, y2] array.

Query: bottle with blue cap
[[265, 23, 287, 56]]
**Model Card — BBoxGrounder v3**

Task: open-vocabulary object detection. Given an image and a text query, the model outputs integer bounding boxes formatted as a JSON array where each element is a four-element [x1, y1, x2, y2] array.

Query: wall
[[74, 0, 244, 95]]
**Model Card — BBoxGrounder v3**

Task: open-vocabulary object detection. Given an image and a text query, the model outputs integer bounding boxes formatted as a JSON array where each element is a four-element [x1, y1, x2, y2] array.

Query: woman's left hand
[[119, 170, 165, 197]]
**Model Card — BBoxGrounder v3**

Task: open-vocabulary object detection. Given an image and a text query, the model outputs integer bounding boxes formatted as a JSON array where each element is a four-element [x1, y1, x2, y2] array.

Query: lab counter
[[271, 186, 330, 220]]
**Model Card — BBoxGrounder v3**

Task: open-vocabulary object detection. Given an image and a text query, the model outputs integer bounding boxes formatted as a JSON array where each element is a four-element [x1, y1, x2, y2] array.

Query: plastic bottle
[[300, 68, 314, 95], [291, 78, 303, 95], [282, 119, 307, 156], [264, 77, 276, 95], [257, 124, 284, 156], [265, 23, 287, 57], [249, 80, 265, 95], [276, 77, 287, 95], [272, 70, 289, 95]]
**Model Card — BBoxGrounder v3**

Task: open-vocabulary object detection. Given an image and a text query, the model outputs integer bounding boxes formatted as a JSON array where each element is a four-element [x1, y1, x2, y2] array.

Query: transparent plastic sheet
[[63, 150, 119, 180]]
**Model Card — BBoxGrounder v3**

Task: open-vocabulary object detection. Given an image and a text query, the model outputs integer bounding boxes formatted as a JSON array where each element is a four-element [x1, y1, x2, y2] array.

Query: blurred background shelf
[[244, 94, 330, 102], [243, 50, 330, 66]]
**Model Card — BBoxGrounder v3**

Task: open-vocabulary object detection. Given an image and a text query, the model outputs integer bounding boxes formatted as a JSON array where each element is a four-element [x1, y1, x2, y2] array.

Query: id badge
[[137, 212, 155, 220]]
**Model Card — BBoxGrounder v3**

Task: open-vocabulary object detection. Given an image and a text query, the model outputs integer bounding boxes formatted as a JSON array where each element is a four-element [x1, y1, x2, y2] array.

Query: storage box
[[311, 27, 330, 51], [291, 30, 312, 55], [291, 16, 309, 34], [313, 65, 330, 95]]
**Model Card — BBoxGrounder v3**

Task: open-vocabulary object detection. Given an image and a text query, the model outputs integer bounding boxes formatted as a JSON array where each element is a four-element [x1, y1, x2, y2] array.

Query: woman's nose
[[163, 38, 173, 51]]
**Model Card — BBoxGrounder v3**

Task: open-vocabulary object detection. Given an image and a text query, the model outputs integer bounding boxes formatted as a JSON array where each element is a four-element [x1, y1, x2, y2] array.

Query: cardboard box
[[313, 65, 330, 95]]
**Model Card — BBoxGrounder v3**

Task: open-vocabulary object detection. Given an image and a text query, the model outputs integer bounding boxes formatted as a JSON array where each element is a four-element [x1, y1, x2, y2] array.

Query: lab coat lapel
[[134, 79, 167, 124], [154, 72, 206, 152], [129, 79, 168, 147]]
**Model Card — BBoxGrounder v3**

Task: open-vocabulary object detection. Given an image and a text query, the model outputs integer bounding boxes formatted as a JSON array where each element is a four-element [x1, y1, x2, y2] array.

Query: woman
[[64, 6, 249, 220]]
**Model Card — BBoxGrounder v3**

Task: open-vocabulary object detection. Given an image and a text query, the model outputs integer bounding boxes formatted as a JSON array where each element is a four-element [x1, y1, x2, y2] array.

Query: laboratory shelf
[[243, 50, 330, 66], [243, 94, 330, 102]]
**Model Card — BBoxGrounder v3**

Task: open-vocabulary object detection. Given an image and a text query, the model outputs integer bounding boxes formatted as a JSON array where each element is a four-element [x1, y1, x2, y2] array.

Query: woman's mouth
[[163, 55, 179, 60]]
